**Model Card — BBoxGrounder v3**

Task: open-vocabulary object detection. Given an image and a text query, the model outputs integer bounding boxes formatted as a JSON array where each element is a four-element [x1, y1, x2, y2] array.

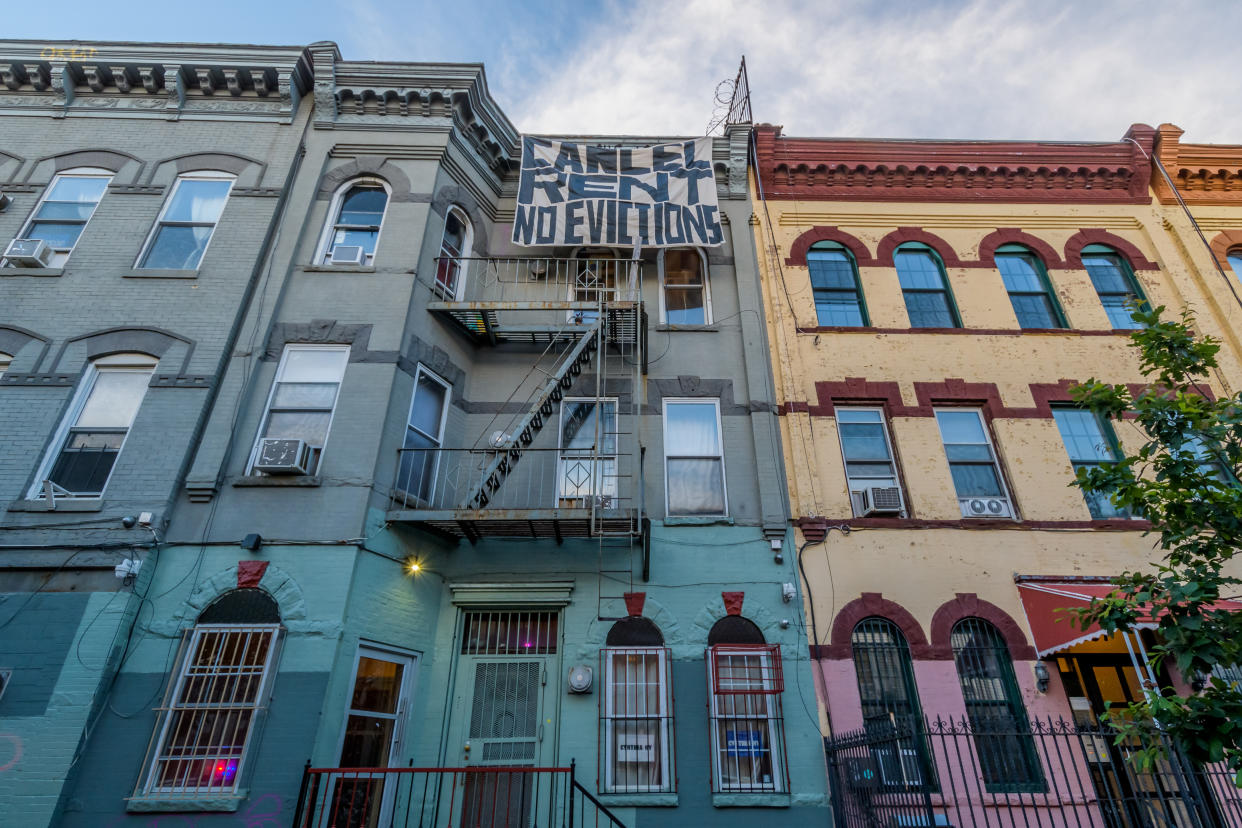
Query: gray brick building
[[1, 41, 830, 827]]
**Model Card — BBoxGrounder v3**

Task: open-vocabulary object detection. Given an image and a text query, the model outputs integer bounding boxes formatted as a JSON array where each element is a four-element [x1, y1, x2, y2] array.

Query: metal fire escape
[[389, 255, 648, 597]]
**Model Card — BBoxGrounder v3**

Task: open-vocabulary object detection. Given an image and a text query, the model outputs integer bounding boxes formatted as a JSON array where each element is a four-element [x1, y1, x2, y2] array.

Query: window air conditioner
[[859, 485, 904, 516], [5, 238, 52, 267], [254, 438, 313, 474], [329, 244, 366, 266], [959, 496, 1012, 519]]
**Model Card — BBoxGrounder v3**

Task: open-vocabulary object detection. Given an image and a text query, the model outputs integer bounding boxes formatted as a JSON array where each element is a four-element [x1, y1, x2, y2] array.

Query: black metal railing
[[291, 761, 624, 828], [825, 716, 1242, 828]]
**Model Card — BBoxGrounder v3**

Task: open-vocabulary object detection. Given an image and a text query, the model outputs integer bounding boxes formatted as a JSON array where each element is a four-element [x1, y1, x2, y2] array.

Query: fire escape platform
[[385, 507, 641, 542], [428, 301, 641, 345]]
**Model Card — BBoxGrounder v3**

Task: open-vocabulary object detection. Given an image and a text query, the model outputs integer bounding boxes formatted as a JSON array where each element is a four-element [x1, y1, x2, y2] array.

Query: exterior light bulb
[[406, 560, 421, 575]]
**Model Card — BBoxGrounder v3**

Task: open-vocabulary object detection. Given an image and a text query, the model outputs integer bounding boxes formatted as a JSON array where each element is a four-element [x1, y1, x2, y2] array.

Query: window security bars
[[825, 716, 1242, 828], [461, 612, 558, 656], [707, 645, 788, 794], [136, 625, 280, 799], [600, 647, 675, 794], [950, 618, 1044, 793]]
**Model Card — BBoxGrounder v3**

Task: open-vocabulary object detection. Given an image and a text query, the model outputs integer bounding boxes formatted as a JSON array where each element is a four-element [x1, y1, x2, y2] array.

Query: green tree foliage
[[1070, 305, 1242, 778]]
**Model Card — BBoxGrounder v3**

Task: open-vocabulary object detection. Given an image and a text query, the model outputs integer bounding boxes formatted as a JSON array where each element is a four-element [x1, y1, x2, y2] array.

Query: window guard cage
[[131, 624, 283, 801], [598, 646, 676, 794], [709, 644, 784, 694], [705, 644, 788, 794]]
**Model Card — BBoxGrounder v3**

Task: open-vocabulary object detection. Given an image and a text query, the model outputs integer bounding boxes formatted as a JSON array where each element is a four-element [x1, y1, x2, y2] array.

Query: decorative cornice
[[753, 123, 1155, 204], [0, 40, 312, 122], [1153, 123, 1242, 206]]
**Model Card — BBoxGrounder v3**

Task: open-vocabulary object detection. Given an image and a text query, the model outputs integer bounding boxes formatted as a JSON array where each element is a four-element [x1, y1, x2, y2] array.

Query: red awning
[[1016, 581, 1242, 659]]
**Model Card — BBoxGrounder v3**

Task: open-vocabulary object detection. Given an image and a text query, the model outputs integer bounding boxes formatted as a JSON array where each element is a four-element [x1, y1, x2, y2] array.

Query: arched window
[[139, 589, 281, 798], [319, 178, 389, 265], [851, 617, 934, 789], [1080, 244, 1145, 329], [9, 167, 112, 267], [994, 244, 1067, 329], [658, 247, 712, 325], [807, 241, 867, 326], [894, 243, 960, 328], [602, 617, 673, 793], [30, 352, 158, 499], [951, 618, 1045, 792], [1227, 248, 1242, 284], [706, 616, 786, 793], [434, 206, 473, 298]]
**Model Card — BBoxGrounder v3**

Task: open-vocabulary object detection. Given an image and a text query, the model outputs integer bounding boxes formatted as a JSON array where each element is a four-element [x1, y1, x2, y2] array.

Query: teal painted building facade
[[0, 41, 829, 827]]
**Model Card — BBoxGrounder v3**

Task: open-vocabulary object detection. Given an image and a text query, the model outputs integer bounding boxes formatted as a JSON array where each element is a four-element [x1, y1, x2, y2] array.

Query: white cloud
[[495, 0, 1242, 142]]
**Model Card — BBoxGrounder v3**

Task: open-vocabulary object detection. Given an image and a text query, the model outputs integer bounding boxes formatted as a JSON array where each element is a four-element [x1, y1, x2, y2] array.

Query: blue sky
[[7, 0, 1242, 142]]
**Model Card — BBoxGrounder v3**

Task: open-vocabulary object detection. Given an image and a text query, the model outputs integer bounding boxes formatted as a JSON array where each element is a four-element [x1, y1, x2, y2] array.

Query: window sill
[[0, 266, 63, 277], [597, 792, 678, 807], [232, 475, 322, 487], [712, 792, 790, 808], [125, 269, 199, 279], [127, 792, 245, 813], [8, 497, 103, 513], [663, 515, 733, 526], [302, 264, 376, 274], [655, 324, 718, 332]]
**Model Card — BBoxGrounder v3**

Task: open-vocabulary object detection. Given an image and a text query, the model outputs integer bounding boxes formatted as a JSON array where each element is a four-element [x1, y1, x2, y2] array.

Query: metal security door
[[450, 611, 559, 828]]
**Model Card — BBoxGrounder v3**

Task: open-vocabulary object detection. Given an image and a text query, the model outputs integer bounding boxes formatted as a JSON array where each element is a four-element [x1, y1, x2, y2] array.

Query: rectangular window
[[660, 249, 710, 325], [835, 407, 904, 516], [14, 171, 111, 266], [602, 647, 674, 793], [663, 399, 726, 516], [808, 248, 867, 326], [1187, 435, 1236, 487], [934, 408, 1013, 518], [558, 398, 617, 506], [139, 174, 233, 270], [895, 249, 959, 328], [1052, 408, 1129, 518], [144, 624, 280, 796], [396, 366, 450, 503], [249, 345, 349, 476], [707, 645, 786, 793], [1082, 253, 1142, 330], [31, 354, 156, 499], [996, 252, 1066, 329]]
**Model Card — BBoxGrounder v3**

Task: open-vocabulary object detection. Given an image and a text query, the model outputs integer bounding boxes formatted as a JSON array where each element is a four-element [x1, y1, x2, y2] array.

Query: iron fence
[[292, 762, 624, 828], [826, 716, 1242, 828]]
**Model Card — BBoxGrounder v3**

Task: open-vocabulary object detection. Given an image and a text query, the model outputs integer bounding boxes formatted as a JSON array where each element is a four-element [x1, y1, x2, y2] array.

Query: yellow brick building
[[750, 122, 1242, 821]]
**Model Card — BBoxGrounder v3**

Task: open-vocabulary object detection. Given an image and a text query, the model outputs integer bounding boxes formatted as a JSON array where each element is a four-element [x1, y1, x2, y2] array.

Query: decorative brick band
[[1210, 230, 1242, 266], [976, 228, 1067, 269], [784, 226, 877, 267], [875, 227, 965, 267], [1064, 229, 1158, 270]]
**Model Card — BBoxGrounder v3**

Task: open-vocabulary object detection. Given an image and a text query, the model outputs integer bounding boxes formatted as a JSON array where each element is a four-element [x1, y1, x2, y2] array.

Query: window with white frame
[[396, 366, 450, 503], [659, 248, 711, 325], [139, 589, 281, 799], [835, 407, 905, 516], [559, 398, 617, 507], [934, 408, 1013, 518], [30, 352, 157, 499], [317, 178, 389, 265], [248, 345, 349, 476], [706, 616, 785, 794], [434, 206, 473, 298], [601, 616, 674, 794], [10, 168, 111, 266], [663, 399, 726, 516], [138, 173, 234, 270]]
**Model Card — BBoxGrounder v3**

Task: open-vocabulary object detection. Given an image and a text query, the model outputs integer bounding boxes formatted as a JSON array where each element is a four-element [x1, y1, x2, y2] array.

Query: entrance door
[[1061, 649, 1211, 828], [329, 645, 417, 828], [449, 611, 559, 828]]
